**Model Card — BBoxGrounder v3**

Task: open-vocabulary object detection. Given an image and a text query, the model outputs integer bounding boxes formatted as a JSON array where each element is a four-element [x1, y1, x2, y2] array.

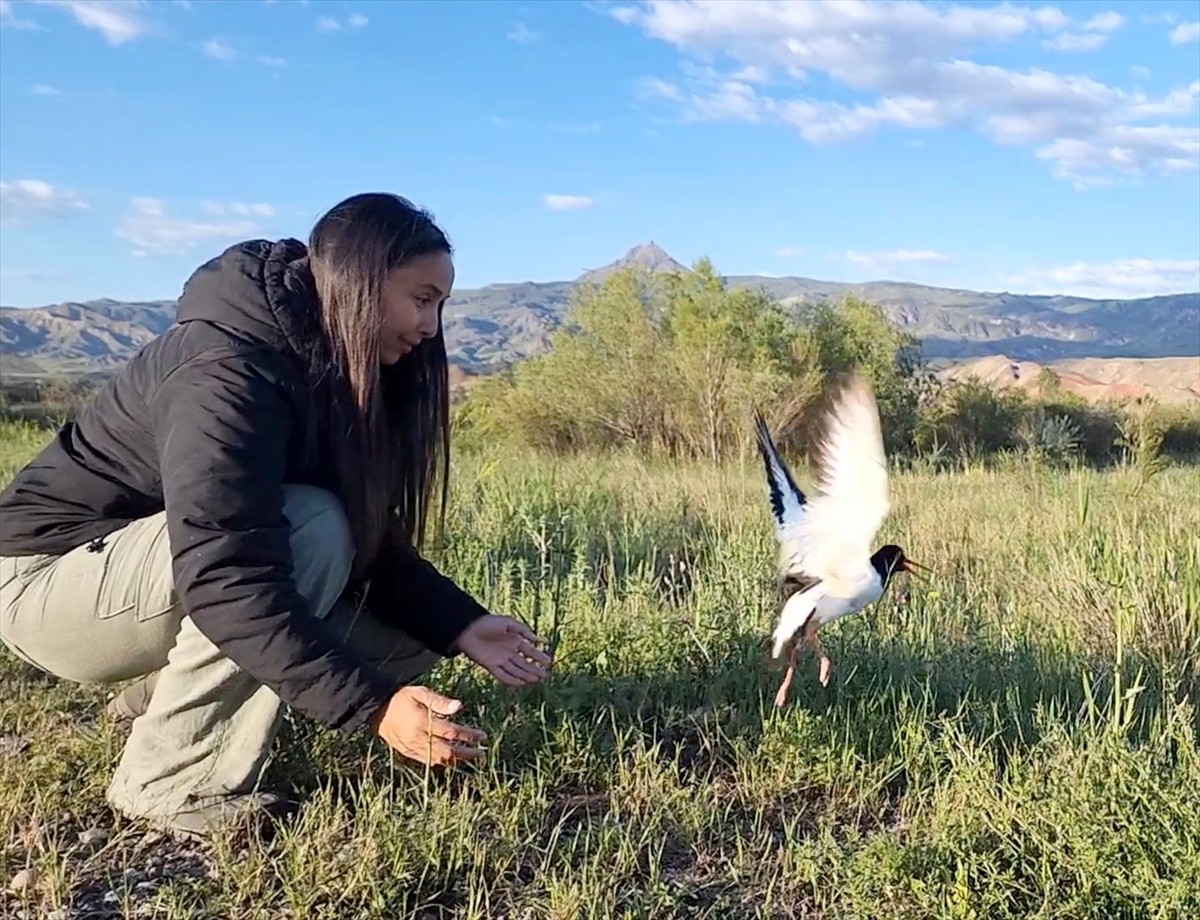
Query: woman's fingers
[[407, 738, 484, 765], [516, 638, 554, 668], [503, 654, 546, 683], [491, 662, 526, 686], [505, 619, 543, 645], [428, 716, 488, 746]]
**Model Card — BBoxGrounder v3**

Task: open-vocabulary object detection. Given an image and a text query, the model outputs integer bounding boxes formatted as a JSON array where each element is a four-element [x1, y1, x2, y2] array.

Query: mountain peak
[[578, 241, 688, 283]]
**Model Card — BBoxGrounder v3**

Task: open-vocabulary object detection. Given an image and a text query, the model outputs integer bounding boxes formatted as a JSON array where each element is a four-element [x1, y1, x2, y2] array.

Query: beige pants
[[0, 484, 439, 823]]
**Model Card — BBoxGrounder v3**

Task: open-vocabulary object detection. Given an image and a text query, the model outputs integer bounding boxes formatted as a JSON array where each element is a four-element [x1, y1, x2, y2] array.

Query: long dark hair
[[303, 192, 452, 577]]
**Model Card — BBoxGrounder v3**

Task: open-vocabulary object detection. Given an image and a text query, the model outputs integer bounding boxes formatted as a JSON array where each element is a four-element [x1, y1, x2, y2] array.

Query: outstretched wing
[[752, 407, 807, 544], [781, 373, 891, 594]]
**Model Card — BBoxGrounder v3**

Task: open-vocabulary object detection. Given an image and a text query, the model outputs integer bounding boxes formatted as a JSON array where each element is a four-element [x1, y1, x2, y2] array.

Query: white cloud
[[611, 0, 1200, 186], [1043, 11, 1125, 52], [542, 194, 594, 211], [1013, 258, 1200, 299], [115, 198, 269, 257], [317, 12, 366, 33], [1043, 32, 1108, 53], [844, 249, 952, 269], [776, 245, 805, 258], [637, 76, 683, 102], [28, 0, 151, 45], [0, 178, 89, 221], [200, 200, 276, 218], [1169, 21, 1200, 45], [30, 83, 62, 95], [257, 55, 287, 68], [554, 121, 603, 134], [1083, 12, 1125, 33], [1, 0, 39, 29], [202, 38, 236, 61], [507, 22, 540, 43]]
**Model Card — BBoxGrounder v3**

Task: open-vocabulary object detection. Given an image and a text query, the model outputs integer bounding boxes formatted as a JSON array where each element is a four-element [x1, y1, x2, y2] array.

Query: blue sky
[[1, 0, 1198, 308]]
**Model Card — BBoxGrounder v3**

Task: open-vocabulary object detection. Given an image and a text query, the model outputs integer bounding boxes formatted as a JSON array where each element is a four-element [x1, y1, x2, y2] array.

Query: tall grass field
[[2, 417, 1198, 919]]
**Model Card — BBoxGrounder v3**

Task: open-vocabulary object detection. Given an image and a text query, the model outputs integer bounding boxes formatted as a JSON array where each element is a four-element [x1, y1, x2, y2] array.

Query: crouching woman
[[0, 192, 552, 840]]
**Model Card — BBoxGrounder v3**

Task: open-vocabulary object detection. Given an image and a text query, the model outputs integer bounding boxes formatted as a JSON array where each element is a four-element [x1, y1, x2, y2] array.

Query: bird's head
[[870, 544, 931, 587]]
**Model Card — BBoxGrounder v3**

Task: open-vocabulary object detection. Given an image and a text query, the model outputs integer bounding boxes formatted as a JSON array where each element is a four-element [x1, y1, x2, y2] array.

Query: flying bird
[[753, 373, 929, 707]]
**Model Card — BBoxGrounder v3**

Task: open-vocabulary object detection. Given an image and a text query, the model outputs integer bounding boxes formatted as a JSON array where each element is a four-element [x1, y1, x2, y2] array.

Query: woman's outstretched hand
[[454, 615, 553, 687], [369, 685, 487, 766]]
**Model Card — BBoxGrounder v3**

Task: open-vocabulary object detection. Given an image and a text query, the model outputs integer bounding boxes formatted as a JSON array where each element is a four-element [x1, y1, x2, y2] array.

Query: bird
[[752, 372, 930, 707]]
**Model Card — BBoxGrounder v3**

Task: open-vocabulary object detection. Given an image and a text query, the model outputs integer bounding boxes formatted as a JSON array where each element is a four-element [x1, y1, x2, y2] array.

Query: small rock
[[79, 827, 109, 848], [103, 890, 119, 904], [46, 910, 70, 920], [8, 866, 38, 894]]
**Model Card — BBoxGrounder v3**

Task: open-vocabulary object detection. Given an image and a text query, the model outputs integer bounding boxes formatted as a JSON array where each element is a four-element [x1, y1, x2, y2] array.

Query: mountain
[[2, 243, 1198, 380], [577, 241, 688, 284], [936, 356, 1200, 406]]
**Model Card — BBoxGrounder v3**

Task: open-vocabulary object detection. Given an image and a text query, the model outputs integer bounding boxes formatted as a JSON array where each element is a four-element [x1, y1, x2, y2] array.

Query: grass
[[2, 419, 1199, 919]]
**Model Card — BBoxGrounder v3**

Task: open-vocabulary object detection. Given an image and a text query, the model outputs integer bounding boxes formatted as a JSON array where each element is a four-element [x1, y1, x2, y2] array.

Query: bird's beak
[[902, 559, 933, 579]]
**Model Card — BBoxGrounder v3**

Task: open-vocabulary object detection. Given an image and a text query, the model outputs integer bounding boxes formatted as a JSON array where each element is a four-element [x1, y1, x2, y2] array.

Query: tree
[[662, 259, 797, 462]]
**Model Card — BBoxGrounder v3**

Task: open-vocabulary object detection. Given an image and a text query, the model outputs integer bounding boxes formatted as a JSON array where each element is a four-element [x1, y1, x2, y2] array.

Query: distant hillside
[[3, 243, 1197, 380], [938, 355, 1200, 406]]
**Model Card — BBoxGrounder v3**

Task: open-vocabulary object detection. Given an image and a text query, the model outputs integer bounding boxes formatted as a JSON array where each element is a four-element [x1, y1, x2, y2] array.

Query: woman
[[0, 192, 553, 840]]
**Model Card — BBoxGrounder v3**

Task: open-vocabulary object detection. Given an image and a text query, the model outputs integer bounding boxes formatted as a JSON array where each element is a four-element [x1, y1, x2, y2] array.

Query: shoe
[[154, 791, 299, 842], [105, 670, 160, 723]]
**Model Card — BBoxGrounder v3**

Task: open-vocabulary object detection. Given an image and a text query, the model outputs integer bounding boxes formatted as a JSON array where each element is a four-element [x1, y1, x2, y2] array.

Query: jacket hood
[[174, 238, 320, 361]]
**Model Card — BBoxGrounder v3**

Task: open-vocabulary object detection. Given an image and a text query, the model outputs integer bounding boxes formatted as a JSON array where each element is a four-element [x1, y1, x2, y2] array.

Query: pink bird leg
[[774, 644, 798, 708]]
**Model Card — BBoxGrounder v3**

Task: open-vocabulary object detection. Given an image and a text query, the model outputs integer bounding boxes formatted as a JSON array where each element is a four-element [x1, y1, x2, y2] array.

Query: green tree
[[662, 258, 796, 461], [802, 296, 925, 454]]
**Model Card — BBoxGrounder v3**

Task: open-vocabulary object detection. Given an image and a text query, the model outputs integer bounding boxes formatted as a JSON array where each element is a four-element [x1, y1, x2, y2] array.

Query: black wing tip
[[749, 405, 807, 513]]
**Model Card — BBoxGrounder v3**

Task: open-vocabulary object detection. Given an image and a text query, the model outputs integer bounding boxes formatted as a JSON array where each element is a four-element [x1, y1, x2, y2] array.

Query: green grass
[[2, 421, 1199, 919]]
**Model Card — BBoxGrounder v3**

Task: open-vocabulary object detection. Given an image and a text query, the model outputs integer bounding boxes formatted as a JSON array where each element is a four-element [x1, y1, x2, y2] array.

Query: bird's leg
[[773, 642, 799, 708], [805, 623, 832, 687]]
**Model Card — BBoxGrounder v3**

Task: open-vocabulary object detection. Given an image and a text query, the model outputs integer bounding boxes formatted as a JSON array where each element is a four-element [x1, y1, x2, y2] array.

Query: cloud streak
[[507, 22, 540, 43], [317, 12, 367, 33], [610, 0, 1199, 187], [115, 198, 271, 257], [542, 194, 594, 211], [1013, 258, 1200, 299], [1169, 21, 1200, 45], [27, 0, 152, 44], [0, 179, 89, 221], [202, 38, 236, 60]]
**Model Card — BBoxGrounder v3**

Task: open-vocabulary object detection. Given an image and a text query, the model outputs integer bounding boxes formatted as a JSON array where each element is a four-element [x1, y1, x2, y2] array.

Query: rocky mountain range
[[2, 242, 1197, 380]]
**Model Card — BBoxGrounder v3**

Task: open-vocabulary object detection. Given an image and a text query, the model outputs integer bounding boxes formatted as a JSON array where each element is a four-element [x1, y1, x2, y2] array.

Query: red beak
[[902, 558, 933, 579]]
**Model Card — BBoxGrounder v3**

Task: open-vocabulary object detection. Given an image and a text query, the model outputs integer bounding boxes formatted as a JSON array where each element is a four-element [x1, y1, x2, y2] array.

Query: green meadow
[[2, 418, 1198, 919]]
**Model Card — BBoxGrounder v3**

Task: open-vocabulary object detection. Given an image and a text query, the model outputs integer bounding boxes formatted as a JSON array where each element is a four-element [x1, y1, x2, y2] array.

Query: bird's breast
[[815, 578, 884, 623]]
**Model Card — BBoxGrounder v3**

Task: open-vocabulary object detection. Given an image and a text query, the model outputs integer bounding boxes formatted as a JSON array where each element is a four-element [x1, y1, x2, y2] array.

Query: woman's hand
[[369, 685, 487, 766], [454, 615, 553, 687]]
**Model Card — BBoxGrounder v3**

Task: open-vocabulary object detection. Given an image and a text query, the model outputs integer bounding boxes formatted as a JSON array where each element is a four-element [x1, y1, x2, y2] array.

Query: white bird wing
[[780, 373, 891, 596]]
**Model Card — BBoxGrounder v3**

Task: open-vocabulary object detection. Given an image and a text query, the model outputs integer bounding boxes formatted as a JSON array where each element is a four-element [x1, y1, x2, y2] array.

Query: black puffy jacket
[[0, 238, 488, 730]]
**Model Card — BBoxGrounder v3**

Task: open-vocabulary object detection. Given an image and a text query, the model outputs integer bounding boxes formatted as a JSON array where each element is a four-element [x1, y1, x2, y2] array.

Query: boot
[[105, 670, 160, 723]]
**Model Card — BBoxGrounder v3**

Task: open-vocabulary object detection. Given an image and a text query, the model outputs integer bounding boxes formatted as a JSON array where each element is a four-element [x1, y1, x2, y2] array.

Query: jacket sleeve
[[151, 351, 396, 731], [363, 520, 490, 656]]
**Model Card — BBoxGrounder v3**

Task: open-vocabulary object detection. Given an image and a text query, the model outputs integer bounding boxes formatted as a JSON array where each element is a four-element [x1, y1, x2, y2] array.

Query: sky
[[0, 0, 1198, 308]]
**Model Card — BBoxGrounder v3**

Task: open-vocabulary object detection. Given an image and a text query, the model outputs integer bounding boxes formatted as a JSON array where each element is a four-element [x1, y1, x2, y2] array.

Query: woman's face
[[379, 250, 454, 365]]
